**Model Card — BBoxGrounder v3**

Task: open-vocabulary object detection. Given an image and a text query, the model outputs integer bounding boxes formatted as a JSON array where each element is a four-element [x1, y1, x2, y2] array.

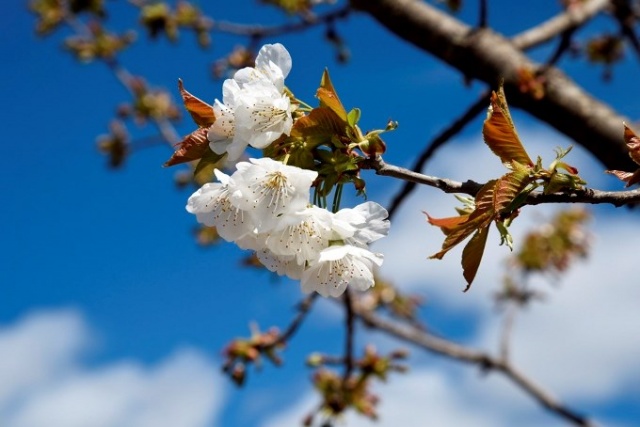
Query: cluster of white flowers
[[186, 157, 389, 297], [186, 43, 389, 297], [208, 43, 295, 161]]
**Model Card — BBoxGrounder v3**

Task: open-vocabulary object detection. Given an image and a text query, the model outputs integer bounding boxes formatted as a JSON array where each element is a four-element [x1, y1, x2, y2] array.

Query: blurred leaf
[[624, 123, 640, 165], [605, 124, 640, 186]]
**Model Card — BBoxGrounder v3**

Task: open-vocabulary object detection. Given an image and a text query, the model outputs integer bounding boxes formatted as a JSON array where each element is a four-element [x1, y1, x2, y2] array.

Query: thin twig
[[342, 289, 355, 381], [386, 92, 489, 220], [363, 155, 640, 207], [499, 302, 518, 361], [211, 5, 351, 38], [355, 307, 595, 427], [479, 0, 488, 28], [540, 27, 577, 71], [511, 0, 610, 50], [275, 293, 318, 346]]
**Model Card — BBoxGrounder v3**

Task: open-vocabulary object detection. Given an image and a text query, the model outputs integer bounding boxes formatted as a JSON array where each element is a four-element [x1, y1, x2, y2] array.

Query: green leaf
[[483, 87, 533, 168], [461, 225, 490, 291], [193, 147, 226, 184], [347, 108, 361, 127]]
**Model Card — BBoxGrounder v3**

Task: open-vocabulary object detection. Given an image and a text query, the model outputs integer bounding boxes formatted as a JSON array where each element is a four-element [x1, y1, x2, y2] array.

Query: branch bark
[[511, 0, 610, 50], [355, 306, 595, 427], [363, 155, 640, 207], [351, 0, 635, 172]]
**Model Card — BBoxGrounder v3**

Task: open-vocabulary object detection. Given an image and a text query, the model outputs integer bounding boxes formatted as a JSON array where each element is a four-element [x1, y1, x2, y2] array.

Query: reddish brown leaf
[[425, 213, 470, 236], [492, 167, 532, 214], [623, 123, 640, 166], [164, 127, 210, 167], [606, 169, 640, 187], [430, 212, 492, 260], [461, 225, 490, 291], [316, 69, 348, 122], [178, 79, 215, 128], [428, 181, 496, 260], [483, 87, 533, 168], [290, 107, 346, 139]]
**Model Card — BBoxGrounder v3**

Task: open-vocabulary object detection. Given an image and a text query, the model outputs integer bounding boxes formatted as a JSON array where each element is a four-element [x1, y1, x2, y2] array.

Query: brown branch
[[342, 289, 355, 381], [499, 302, 518, 361], [351, 0, 635, 172], [479, 0, 488, 28], [540, 27, 577, 70], [355, 306, 595, 427], [274, 293, 318, 346], [362, 155, 640, 207], [210, 5, 351, 38], [386, 91, 489, 220], [511, 0, 610, 50]]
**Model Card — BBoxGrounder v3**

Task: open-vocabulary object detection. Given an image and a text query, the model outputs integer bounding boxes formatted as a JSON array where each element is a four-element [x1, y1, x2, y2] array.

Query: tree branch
[[210, 4, 351, 38], [362, 155, 640, 207], [386, 91, 489, 220], [355, 306, 595, 427], [511, 0, 610, 50], [342, 289, 355, 381], [275, 293, 318, 346], [350, 0, 635, 171]]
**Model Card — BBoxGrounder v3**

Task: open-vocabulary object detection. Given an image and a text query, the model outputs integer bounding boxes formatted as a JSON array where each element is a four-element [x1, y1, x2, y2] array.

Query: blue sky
[[2, 1, 640, 426]]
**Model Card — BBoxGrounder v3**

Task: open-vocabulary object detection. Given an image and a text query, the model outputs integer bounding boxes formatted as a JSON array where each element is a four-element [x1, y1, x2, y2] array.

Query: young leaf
[[606, 169, 640, 187], [483, 87, 533, 168], [492, 166, 532, 215], [461, 225, 490, 291], [605, 124, 640, 186], [164, 127, 210, 167], [623, 123, 640, 165], [316, 69, 348, 122], [178, 79, 215, 128], [425, 213, 469, 235], [427, 180, 496, 260], [347, 108, 361, 127], [290, 107, 346, 140], [193, 147, 226, 184]]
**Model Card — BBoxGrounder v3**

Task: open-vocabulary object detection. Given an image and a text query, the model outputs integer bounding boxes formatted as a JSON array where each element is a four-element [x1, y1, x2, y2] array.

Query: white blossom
[[234, 43, 292, 92], [234, 79, 294, 149], [265, 205, 333, 264], [256, 249, 305, 280], [207, 45, 295, 160], [185, 170, 254, 242], [334, 201, 390, 246], [301, 244, 384, 297], [230, 158, 318, 232]]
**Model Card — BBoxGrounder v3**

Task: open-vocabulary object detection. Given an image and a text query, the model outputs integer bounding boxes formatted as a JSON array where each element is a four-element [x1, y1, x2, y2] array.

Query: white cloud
[[0, 310, 225, 427]]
